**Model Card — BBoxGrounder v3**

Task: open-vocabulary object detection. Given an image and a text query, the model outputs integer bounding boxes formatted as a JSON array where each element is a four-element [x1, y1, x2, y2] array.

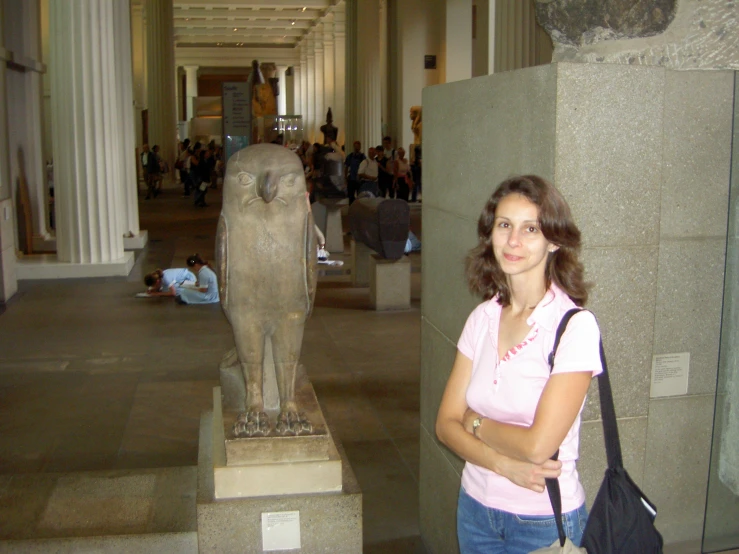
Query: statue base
[[213, 385, 342, 499], [197, 391, 362, 553], [369, 253, 411, 310]]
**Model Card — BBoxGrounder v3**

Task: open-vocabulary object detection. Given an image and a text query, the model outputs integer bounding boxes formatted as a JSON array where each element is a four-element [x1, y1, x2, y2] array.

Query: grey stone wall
[[419, 63, 735, 552]]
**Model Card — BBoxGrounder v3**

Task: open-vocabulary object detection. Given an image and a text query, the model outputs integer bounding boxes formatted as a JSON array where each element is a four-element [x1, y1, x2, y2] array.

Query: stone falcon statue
[[216, 144, 317, 437]]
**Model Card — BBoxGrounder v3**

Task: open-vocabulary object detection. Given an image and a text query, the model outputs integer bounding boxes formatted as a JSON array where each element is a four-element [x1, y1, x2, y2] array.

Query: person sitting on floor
[[176, 254, 220, 305], [143, 268, 197, 297]]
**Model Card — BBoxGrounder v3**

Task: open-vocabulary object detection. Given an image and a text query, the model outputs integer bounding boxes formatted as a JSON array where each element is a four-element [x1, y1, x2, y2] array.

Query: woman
[[143, 268, 196, 297], [393, 147, 413, 202], [176, 254, 220, 305], [435, 175, 602, 553]]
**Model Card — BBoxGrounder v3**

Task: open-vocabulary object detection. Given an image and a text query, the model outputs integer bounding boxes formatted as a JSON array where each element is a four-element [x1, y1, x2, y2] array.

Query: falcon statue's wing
[[304, 211, 318, 317]]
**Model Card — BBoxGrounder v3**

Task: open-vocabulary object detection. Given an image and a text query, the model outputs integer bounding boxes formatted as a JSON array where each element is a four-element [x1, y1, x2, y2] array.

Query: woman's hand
[[496, 456, 562, 493]]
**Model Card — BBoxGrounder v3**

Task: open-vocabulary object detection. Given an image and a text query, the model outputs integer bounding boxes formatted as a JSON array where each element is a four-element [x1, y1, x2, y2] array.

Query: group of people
[[140, 140, 224, 207], [143, 254, 219, 305], [140, 144, 165, 200], [344, 136, 421, 204], [176, 139, 224, 207]]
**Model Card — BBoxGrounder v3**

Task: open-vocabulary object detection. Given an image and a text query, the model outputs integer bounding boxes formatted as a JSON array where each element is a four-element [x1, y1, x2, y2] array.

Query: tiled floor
[[0, 182, 426, 552]]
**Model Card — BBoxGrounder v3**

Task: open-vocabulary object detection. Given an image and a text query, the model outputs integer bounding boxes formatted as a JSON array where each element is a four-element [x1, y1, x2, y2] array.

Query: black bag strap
[[544, 308, 625, 546]]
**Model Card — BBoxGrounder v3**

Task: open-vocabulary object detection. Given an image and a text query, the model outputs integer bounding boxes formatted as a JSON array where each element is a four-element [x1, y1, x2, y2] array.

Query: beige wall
[[420, 62, 735, 552]]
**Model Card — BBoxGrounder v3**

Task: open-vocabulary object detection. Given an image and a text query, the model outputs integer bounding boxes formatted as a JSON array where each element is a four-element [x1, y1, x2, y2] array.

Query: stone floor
[[0, 182, 427, 553]]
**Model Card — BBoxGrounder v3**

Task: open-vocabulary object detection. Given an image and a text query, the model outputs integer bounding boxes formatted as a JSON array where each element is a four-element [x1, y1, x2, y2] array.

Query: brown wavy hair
[[465, 175, 589, 306]]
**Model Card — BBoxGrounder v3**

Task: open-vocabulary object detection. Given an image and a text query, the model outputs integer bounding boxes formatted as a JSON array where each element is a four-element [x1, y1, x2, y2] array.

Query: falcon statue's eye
[[238, 172, 255, 187], [279, 173, 297, 188]]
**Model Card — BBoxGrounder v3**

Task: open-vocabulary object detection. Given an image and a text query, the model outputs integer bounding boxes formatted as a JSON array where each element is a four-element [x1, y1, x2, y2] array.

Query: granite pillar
[[419, 63, 734, 550], [145, 0, 177, 169]]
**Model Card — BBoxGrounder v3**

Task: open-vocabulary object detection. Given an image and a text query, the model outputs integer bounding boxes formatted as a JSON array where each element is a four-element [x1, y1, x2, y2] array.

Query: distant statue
[[216, 144, 317, 437], [410, 106, 422, 145], [320, 108, 339, 144]]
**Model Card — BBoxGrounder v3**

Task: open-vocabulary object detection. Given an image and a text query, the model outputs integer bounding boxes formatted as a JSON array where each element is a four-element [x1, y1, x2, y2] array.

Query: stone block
[[197, 411, 362, 554], [581, 245, 658, 420], [420, 206, 479, 341], [554, 63, 664, 248], [643, 395, 714, 543], [350, 239, 372, 287], [212, 383, 342, 499], [312, 199, 345, 253], [369, 254, 410, 311], [653, 238, 725, 395], [420, 318, 465, 475], [419, 427, 462, 554], [660, 71, 734, 239], [423, 64, 557, 221], [0, 246, 17, 302]]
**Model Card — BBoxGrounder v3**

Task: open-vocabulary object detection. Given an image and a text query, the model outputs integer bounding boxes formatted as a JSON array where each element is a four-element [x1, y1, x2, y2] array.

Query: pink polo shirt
[[457, 284, 602, 515]]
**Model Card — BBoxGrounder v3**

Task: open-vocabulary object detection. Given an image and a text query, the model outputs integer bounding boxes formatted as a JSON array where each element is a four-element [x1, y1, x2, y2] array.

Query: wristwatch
[[472, 416, 483, 437]]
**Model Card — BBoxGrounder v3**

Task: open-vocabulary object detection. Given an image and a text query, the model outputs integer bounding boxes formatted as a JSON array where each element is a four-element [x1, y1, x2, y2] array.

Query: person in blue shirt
[[143, 268, 196, 297], [344, 141, 366, 205], [176, 254, 220, 305]]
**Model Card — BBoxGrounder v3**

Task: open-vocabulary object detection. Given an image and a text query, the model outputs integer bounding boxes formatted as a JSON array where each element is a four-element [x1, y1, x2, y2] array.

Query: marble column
[[313, 25, 325, 142], [305, 35, 316, 143], [344, 0, 357, 147], [379, 0, 388, 137], [0, 3, 15, 299], [183, 65, 198, 121], [49, 0, 133, 270], [322, 14, 336, 142], [299, 44, 308, 131], [113, 0, 142, 243], [277, 65, 288, 116], [333, 2, 346, 147], [145, 0, 177, 169], [354, 0, 382, 151], [130, 2, 146, 151], [285, 67, 295, 115], [446, 0, 473, 82]]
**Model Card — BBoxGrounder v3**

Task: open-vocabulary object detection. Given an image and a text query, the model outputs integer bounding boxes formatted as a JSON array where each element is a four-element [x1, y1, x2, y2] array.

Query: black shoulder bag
[[544, 308, 664, 554]]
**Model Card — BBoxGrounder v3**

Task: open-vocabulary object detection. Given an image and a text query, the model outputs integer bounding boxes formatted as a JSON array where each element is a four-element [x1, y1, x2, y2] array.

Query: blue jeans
[[457, 486, 588, 554]]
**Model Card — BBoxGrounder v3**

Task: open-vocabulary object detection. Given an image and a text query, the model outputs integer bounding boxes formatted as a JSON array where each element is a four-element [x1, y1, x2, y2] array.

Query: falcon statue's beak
[[258, 171, 278, 203]]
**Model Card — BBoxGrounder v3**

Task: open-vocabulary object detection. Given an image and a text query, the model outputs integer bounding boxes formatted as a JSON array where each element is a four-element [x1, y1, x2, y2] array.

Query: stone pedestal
[[351, 239, 372, 287], [197, 383, 362, 553], [312, 199, 345, 253], [369, 253, 411, 311]]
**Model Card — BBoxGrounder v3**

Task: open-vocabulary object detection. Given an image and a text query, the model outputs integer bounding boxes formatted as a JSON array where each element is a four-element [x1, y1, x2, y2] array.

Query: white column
[[379, 0, 388, 138], [446, 0, 473, 82], [183, 65, 198, 121], [291, 65, 300, 116], [323, 14, 335, 141], [305, 35, 316, 143], [285, 66, 295, 115], [333, 2, 346, 147], [277, 65, 288, 116], [130, 2, 146, 151], [299, 44, 308, 139], [113, 0, 141, 239], [355, 0, 382, 151], [49, 0, 128, 264], [313, 25, 325, 142], [146, 0, 177, 169], [344, 0, 357, 147]]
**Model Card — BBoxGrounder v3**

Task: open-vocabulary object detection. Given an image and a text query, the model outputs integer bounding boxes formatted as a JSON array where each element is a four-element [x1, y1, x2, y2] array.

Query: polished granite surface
[[0, 184, 426, 552]]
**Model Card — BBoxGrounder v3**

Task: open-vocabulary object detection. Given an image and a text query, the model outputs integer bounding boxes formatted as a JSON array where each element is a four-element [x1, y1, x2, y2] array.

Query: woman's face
[[491, 193, 556, 281], [398, 148, 405, 159]]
